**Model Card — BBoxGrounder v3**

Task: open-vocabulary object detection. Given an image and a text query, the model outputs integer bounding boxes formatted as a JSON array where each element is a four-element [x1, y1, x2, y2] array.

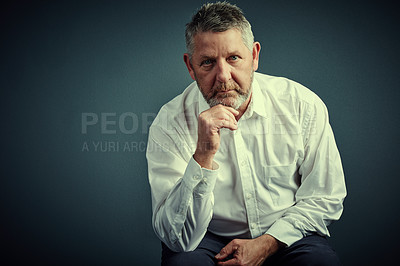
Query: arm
[[215, 97, 346, 264], [266, 97, 347, 246], [147, 105, 238, 252], [147, 139, 218, 252]]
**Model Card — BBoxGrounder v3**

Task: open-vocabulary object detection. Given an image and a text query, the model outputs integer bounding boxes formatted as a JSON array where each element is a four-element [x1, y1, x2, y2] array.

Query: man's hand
[[215, 234, 283, 266], [194, 105, 239, 169]]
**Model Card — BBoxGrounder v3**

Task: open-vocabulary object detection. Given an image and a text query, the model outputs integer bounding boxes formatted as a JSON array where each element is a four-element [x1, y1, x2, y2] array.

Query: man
[[147, 2, 346, 265]]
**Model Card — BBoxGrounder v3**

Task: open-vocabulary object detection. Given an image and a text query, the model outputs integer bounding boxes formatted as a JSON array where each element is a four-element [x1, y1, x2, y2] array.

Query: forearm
[[266, 98, 346, 247], [258, 234, 285, 256], [151, 156, 218, 252], [149, 105, 237, 251], [266, 195, 345, 246]]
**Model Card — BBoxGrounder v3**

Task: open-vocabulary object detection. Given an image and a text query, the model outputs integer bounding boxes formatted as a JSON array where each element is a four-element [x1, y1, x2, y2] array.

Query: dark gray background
[[1, 0, 399, 265]]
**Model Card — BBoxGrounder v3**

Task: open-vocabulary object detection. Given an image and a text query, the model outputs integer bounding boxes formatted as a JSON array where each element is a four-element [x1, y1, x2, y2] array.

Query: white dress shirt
[[146, 72, 346, 252]]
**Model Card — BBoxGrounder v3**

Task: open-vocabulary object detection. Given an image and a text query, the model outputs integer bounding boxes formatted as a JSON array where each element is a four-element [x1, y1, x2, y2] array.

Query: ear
[[183, 53, 196, 80], [252, 42, 261, 71]]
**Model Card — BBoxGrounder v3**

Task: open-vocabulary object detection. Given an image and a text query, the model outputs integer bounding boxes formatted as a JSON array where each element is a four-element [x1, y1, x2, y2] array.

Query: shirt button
[[203, 177, 208, 183], [251, 223, 257, 229], [193, 175, 201, 180], [241, 160, 247, 167], [246, 193, 252, 199]]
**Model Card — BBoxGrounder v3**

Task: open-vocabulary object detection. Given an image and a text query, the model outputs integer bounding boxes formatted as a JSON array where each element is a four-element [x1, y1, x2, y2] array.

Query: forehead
[[193, 28, 247, 56]]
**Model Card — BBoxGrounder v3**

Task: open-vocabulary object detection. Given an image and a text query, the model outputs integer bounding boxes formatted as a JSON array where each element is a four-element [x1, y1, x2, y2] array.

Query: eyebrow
[[199, 54, 215, 60], [199, 51, 241, 59]]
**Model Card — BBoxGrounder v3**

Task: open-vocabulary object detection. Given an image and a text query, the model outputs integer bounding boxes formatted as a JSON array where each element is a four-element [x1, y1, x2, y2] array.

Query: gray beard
[[200, 71, 254, 110], [207, 90, 251, 110]]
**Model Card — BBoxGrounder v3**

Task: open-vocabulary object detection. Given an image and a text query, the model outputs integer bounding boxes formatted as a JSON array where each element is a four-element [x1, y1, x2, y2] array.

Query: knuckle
[[198, 114, 206, 122], [199, 115, 210, 125], [199, 111, 208, 119]]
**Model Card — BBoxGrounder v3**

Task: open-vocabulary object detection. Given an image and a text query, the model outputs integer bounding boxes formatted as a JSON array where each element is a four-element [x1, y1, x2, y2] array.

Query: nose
[[216, 60, 231, 83]]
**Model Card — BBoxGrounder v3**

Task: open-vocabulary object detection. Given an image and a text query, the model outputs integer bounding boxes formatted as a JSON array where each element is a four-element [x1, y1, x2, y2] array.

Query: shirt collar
[[197, 75, 268, 119], [248, 76, 268, 119]]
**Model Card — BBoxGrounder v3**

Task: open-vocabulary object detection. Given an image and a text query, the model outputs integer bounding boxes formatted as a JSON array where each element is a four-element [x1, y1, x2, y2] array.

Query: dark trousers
[[161, 231, 341, 266]]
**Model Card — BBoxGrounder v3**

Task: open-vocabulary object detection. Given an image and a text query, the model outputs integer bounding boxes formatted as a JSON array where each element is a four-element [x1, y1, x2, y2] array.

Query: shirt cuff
[[182, 156, 219, 196], [265, 219, 304, 247]]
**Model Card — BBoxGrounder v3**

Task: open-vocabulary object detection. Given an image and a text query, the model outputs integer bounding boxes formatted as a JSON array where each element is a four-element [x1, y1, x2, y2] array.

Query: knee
[[269, 235, 341, 266], [162, 244, 215, 266], [300, 246, 341, 266], [290, 238, 341, 266]]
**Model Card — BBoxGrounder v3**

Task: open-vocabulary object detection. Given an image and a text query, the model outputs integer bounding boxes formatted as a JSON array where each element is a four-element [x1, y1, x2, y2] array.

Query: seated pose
[[147, 2, 346, 265]]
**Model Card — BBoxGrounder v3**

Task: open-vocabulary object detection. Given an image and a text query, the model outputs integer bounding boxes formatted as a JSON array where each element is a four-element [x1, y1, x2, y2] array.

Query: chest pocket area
[[262, 162, 300, 206]]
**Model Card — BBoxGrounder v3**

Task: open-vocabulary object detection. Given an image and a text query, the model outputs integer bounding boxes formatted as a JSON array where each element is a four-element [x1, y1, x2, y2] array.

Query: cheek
[[232, 67, 252, 88], [197, 72, 215, 89]]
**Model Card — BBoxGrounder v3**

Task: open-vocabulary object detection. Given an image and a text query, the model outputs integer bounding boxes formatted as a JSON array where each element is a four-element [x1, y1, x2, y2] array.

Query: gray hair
[[185, 1, 254, 59]]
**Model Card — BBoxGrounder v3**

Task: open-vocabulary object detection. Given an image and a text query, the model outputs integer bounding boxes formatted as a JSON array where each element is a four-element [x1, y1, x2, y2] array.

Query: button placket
[[233, 127, 261, 237], [193, 174, 201, 180]]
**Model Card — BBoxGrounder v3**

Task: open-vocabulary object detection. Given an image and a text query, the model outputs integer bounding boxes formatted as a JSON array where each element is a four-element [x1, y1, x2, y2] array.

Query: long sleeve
[[266, 96, 347, 246], [146, 74, 346, 249], [147, 124, 219, 252]]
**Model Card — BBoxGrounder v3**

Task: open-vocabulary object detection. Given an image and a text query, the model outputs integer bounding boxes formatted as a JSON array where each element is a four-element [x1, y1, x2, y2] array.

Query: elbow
[[156, 231, 197, 253], [152, 223, 190, 253], [153, 223, 201, 253], [168, 242, 195, 253]]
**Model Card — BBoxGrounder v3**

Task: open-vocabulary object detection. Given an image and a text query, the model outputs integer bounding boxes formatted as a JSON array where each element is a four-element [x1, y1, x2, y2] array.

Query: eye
[[200, 59, 214, 66], [229, 55, 239, 61]]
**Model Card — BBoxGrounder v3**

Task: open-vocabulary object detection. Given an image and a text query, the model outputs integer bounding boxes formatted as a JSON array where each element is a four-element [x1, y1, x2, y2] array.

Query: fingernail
[[215, 253, 221, 259]]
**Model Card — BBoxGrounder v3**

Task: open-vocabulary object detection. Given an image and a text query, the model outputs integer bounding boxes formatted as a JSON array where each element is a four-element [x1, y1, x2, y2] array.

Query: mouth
[[216, 89, 236, 95]]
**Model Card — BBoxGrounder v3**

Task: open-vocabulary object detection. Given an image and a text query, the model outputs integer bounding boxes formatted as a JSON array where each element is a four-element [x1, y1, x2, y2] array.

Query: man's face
[[184, 28, 260, 110]]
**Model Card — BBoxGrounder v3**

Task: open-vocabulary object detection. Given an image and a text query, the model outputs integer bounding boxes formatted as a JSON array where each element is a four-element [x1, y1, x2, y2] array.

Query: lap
[[161, 232, 340, 266], [161, 231, 230, 266], [264, 234, 341, 266]]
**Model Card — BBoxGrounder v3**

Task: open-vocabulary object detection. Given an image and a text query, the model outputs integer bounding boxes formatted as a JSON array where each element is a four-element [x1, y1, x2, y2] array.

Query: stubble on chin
[[207, 91, 249, 110], [199, 72, 254, 110]]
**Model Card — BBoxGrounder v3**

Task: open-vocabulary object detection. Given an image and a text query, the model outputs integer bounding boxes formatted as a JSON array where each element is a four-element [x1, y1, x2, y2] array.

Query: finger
[[219, 106, 239, 122], [218, 117, 237, 131], [223, 109, 238, 124], [215, 241, 238, 260], [221, 105, 240, 117], [210, 104, 239, 121], [210, 110, 237, 130], [217, 257, 241, 266]]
